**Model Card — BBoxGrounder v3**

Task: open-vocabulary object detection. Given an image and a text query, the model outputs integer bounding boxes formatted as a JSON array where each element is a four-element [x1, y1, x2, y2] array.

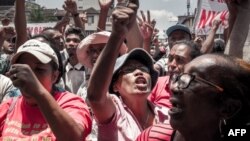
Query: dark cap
[[109, 48, 158, 93], [166, 24, 191, 38]]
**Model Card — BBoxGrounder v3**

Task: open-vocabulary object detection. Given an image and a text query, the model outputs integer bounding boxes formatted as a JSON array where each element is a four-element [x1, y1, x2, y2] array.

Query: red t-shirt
[[0, 91, 92, 140], [148, 76, 172, 108]]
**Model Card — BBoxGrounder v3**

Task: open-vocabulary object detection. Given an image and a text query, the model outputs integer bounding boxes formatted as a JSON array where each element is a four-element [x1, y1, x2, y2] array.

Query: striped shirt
[[136, 123, 173, 141]]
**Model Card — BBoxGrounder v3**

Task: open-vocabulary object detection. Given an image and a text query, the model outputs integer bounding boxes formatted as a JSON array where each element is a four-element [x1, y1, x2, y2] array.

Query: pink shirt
[[0, 91, 92, 141], [97, 95, 170, 141], [148, 76, 172, 108], [136, 123, 173, 141]]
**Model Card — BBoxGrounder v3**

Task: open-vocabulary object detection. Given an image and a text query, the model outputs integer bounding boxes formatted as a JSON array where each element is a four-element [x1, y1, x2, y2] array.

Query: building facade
[[0, 0, 113, 35], [0, 0, 15, 6], [75, 0, 113, 33], [77, 0, 100, 10]]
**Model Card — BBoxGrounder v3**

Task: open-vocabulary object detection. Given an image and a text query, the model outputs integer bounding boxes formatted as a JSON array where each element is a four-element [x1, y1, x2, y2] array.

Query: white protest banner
[[7, 22, 56, 36], [26, 22, 56, 36], [194, 0, 228, 35]]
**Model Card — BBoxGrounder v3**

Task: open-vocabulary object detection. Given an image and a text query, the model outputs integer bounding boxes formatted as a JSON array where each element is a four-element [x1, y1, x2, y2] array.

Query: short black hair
[[41, 28, 60, 39], [65, 27, 86, 40], [173, 40, 201, 59]]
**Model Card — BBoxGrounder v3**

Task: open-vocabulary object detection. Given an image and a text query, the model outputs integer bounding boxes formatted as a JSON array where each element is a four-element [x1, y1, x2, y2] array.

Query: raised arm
[[97, 0, 114, 31], [137, 10, 156, 53], [14, 0, 28, 49], [200, 19, 221, 54], [225, 0, 239, 41], [87, 0, 139, 123], [63, 0, 85, 30], [53, 12, 70, 34], [79, 12, 88, 30], [224, 0, 250, 59], [118, 0, 142, 50]]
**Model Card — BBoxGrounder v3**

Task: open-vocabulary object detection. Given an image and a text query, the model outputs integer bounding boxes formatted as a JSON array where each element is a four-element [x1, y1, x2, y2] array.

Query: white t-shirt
[[64, 63, 86, 94]]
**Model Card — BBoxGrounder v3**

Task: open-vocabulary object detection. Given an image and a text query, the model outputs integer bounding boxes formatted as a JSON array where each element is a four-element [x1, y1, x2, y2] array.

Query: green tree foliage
[[29, 7, 45, 23], [29, 7, 58, 23]]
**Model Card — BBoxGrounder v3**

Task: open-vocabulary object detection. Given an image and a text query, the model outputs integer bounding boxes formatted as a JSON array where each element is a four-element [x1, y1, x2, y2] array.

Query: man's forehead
[[53, 33, 63, 39], [185, 57, 217, 73], [66, 34, 81, 39], [169, 30, 189, 38], [170, 44, 191, 56]]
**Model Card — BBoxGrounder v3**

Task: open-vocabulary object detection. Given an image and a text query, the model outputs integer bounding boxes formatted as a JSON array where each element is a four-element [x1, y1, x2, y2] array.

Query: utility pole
[[187, 0, 190, 16]]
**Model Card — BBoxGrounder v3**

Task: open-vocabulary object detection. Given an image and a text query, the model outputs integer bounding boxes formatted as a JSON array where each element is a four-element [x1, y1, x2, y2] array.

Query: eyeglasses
[[172, 73, 224, 92], [87, 44, 106, 55], [119, 65, 150, 75]]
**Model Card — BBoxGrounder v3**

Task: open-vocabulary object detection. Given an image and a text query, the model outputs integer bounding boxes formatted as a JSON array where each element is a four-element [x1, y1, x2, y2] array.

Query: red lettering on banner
[[197, 9, 224, 29], [220, 10, 228, 26], [198, 9, 216, 28], [27, 27, 33, 34], [38, 27, 43, 34], [210, 0, 225, 3], [34, 27, 39, 35], [198, 9, 206, 29], [26, 27, 47, 35], [206, 10, 215, 27]]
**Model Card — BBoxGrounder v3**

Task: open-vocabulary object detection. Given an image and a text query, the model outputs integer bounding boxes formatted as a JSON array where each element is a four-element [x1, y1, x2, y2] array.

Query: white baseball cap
[[11, 39, 59, 67]]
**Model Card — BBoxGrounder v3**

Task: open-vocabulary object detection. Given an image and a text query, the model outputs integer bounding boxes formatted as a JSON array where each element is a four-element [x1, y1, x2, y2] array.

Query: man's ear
[[220, 98, 242, 119], [52, 70, 59, 84]]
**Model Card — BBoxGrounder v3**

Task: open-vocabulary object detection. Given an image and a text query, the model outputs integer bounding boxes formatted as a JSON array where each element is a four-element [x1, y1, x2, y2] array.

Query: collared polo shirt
[[64, 63, 86, 94]]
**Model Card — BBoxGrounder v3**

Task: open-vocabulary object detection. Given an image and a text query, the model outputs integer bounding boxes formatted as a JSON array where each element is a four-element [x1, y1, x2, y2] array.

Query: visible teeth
[[137, 78, 146, 84]]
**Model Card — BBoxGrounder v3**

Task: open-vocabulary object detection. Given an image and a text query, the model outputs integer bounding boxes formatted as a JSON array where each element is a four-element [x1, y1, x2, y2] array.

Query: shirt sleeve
[[55, 92, 92, 139], [97, 95, 126, 127], [97, 95, 128, 140]]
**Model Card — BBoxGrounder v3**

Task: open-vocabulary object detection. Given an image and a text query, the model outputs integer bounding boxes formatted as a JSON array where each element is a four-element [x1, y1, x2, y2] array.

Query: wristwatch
[[73, 13, 79, 17]]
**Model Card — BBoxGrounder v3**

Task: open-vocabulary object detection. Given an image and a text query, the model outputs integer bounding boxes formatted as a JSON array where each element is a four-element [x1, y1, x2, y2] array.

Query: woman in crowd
[[87, 0, 171, 140], [88, 47, 171, 141], [0, 39, 92, 140]]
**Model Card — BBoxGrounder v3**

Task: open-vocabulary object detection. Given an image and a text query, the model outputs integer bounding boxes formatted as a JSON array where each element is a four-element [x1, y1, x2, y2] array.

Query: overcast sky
[[36, 0, 197, 37]]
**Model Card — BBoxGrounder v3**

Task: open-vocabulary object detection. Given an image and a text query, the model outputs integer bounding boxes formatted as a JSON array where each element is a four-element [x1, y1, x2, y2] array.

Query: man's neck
[[68, 57, 78, 66]]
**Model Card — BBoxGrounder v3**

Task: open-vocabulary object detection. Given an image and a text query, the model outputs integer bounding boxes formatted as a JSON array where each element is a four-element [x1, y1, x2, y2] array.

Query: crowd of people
[[0, 0, 249, 141]]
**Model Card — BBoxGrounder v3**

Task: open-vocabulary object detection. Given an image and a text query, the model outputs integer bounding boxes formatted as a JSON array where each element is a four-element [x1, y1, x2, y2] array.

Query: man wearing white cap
[[1, 39, 92, 140]]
